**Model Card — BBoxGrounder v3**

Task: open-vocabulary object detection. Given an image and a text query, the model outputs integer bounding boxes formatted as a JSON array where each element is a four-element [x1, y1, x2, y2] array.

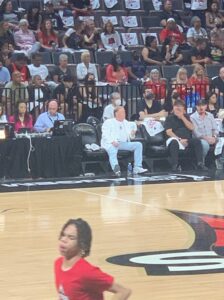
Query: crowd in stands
[[0, 0, 224, 172]]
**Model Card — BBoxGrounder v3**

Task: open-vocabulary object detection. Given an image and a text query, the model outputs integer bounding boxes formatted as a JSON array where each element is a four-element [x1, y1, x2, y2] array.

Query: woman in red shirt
[[144, 68, 167, 103], [38, 19, 58, 51], [55, 218, 131, 300], [172, 67, 190, 101], [188, 64, 210, 100], [9, 101, 33, 132], [106, 53, 128, 84]]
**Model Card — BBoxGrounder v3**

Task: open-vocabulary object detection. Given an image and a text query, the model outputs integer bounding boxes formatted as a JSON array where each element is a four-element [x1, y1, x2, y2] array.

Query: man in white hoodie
[[101, 106, 147, 176]]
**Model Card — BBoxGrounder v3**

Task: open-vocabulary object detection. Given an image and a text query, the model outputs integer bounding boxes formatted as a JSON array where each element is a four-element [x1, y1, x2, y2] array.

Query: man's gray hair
[[110, 92, 121, 100], [59, 54, 68, 61]]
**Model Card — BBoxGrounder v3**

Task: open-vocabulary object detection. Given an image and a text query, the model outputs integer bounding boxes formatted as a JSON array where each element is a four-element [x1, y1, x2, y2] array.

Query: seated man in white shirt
[[102, 92, 123, 121], [34, 100, 65, 132], [101, 106, 147, 176]]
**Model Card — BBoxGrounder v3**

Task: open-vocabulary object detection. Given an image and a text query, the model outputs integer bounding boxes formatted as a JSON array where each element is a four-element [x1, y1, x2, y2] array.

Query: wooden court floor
[[1, 180, 224, 300]]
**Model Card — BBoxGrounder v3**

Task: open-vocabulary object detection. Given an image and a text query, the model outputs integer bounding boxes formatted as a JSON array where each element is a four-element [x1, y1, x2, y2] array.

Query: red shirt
[[106, 64, 128, 83], [54, 257, 114, 300], [37, 31, 58, 47], [144, 80, 166, 100], [188, 76, 209, 99], [159, 28, 184, 44]]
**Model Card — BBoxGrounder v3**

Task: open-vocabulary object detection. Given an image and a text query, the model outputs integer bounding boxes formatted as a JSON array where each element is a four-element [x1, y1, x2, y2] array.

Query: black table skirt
[[0, 136, 82, 179]]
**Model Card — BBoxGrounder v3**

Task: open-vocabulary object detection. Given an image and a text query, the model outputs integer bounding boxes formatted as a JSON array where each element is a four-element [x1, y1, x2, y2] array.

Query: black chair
[[162, 65, 180, 81], [95, 51, 114, 66], [31, 52, 52, 65], [206, 64, 223, 79], [141, 16, 161, 28], [72, 123, 108, 174], [86, 116, 101, 128]]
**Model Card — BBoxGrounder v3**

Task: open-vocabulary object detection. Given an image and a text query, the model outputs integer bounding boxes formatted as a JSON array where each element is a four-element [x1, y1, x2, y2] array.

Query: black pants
[[168, 138, 203, 167]]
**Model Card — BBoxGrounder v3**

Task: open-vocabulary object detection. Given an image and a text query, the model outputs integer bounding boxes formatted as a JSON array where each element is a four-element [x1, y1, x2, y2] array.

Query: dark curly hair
[[59, 218, 92, 257]]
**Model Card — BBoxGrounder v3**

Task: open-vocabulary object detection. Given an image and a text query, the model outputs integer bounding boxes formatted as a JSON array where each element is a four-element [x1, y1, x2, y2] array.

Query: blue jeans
[[106, 141, 143, 170], [200, 139, 210, 162]]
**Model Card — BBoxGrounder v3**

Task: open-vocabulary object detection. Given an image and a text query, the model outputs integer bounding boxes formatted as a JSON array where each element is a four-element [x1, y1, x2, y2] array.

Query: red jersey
[[144, 80, 166, 100], [159, 28, 184, 44], [54, 257, 114, 300], [188, 76, 209, 99]]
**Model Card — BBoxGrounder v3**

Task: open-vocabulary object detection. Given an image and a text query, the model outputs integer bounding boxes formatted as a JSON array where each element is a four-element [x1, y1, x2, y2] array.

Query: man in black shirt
[[191, 39, 212, 65], [164, 100, 206, 171], [137, 88, 168, 120], [160, 0, 184, 29], [211, 66, 224, 107]]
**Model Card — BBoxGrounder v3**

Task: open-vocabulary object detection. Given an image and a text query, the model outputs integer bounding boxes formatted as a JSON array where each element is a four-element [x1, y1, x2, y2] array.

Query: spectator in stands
[[172, 67, 190, 101], [100, 21, 124, 51], [205, 1, 223, 30], [211, 67, 224, 98], [160, 0, 185, 30], [206, 91, 219, 117], [2, 71, 29, 114], [126, 50, 146, 84], [69, 0, 92, 17], [141, 36, 163, 66], [41, 2, 64, 31], [102, 92, 123, 121], [106, 53, 128, 84], [0, 21, 15, 49], [159, 18, 184, 45], [76, 50, 98, 82], [8, 53, 31, 83], [191, 39, 212, 65], [137, 88, 168, 120], [0, 104, 7, 122], [144, 69, 166, 103], [63, 20, 85, 50], [163, 89, 182, 114], [161, 36, 184, 65], [28, 74, 51, 117], [190, 99, 219, 167], [34, 99, 65, 132], [51, 54, 72, 84], [210, 32, 224, 64], [9, 101, 33, 133], [0, 59, 10, 84], [38, 19, 59, 51], [101, 106, 148, 176], [83, 19, 103, 50], [164, 99, 206, 171], [53, 75, 80, 119], [13, 19, 40, 58], [210, 17, 224, 51], [189, 0, 208, 28], [188, 64, 209, 100], [78, 72, 102, 122], [28, 53, 49, 81], [0, 42, 14, 66], [0, 0, 19, 29], [26, 6, 42, 31], [186, 16, 208, 47]]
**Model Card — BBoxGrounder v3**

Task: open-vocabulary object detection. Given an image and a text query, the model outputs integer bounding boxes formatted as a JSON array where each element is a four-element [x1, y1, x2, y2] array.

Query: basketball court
[[1, 172, 224, 299]]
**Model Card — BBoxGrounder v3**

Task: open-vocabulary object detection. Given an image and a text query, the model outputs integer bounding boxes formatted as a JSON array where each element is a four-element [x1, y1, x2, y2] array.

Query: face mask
[[145, 94, 153, 100], [87, 80, 95, 85], [115, 99, 121, 106]]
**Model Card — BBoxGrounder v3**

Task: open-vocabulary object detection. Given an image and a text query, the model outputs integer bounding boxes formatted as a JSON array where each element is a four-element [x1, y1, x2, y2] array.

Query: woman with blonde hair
[[76, 50, 98, 82], [188, 64, 209, 99], [172, 67, 189, 100], [144, 69, 166, 103]]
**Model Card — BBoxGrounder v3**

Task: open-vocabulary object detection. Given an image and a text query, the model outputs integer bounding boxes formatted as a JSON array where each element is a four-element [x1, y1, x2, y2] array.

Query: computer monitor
[[53, 119, 75, 136], [0, 123, 15, 139]]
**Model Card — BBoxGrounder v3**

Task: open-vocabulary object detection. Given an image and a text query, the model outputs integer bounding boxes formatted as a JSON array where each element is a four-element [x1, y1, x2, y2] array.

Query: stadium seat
[[162, 65, 180, 81], [95, 51, 114, 66], [141, 16, 161, 28], [31, 52, 52, 65], [73, 51, 95, 64], [206, 64, 223, 79]]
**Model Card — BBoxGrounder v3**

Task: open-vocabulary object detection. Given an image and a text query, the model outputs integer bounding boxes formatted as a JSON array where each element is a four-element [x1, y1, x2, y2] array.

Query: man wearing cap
[[159, 18, 184, 45], [190, 99, 220, 168]]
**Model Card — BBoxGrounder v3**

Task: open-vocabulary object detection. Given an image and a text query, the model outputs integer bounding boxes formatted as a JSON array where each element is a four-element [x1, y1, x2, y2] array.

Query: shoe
[[197, 162, 208, 171], [113, 165, 121, 177], [133, 167, 148, 175], [215, 158, 223, 170], [171, 164, 182, 172]]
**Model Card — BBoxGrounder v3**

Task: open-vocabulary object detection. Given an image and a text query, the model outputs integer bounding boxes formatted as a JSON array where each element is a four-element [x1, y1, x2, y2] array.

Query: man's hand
[[112, 141, 119, 147], [180, 138, 188, 147], [204, 136, 216, 144], [174, 108, 184, 119]]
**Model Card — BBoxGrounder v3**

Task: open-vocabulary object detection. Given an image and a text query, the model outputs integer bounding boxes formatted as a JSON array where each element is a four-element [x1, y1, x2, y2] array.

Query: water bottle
[[127, 163, 133, 176]]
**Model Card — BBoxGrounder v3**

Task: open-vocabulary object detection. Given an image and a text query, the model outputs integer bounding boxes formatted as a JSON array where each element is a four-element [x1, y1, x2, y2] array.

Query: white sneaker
[[133, 167, 148, 175]]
